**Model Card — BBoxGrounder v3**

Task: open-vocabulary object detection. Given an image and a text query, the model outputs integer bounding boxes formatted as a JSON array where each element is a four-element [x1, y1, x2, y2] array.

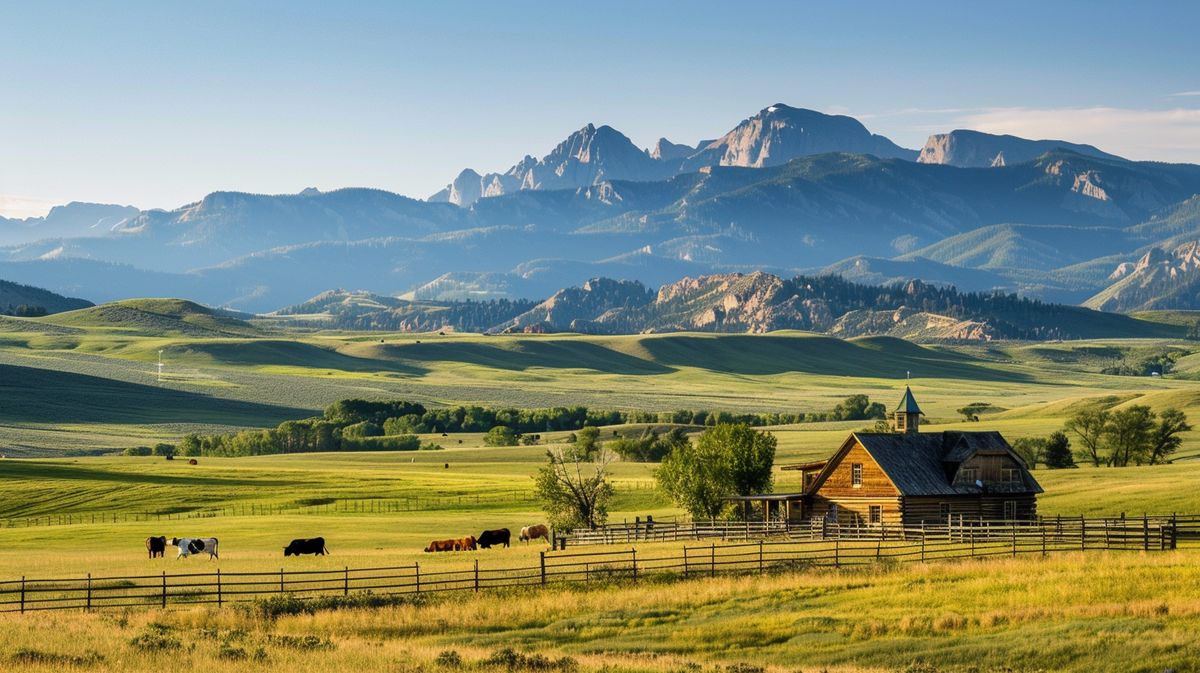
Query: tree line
[[151, 395, 887, 458]]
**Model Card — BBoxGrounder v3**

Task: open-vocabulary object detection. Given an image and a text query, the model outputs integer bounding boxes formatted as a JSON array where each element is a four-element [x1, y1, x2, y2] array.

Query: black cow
[[477, 528, 510, 549], [284, 537, 329, 556], [145, 535, 166, 559]]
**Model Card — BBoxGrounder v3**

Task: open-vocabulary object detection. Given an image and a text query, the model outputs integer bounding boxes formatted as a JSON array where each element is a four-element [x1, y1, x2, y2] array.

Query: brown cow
[[519, 524, 550, 544], [454, 535, 477, 551], [424, 539, 457, 552]]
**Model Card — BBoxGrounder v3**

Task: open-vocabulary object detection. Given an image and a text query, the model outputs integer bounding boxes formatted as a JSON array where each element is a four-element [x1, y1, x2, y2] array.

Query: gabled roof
[[895, 386, 923, 415], [807, 430, 1042, 497]]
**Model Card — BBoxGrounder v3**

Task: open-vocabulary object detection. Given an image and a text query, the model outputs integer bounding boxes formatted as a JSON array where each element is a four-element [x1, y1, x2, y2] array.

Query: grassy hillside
[[0, 278, 92, 314], [44, 298, 260, 337]]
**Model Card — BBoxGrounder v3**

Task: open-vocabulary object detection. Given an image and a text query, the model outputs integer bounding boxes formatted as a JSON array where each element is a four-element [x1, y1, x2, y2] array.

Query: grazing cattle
[[145, 535, 167, 559], [171, 537, 219, 559], [477, 528, 510, 549], [188, 459, 198, 465], [454, 535, 477, 551], [424, 539, 457, 553], [519, 524, 550, 544], [283, 537, 329, 556]]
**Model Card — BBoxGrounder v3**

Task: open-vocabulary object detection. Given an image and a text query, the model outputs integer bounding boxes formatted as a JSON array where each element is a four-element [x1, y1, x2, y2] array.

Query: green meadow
[[2, 309, 1200, 672]]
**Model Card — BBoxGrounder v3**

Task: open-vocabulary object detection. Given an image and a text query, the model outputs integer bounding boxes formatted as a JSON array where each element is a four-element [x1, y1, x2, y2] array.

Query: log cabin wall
[[808, 440, 904, 525]]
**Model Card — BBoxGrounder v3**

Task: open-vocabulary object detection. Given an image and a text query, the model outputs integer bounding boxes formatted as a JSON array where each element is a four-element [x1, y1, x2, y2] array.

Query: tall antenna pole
[[157, 349, 164, 383]]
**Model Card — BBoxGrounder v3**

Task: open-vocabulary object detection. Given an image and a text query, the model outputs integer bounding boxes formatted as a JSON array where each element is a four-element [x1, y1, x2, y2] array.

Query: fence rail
[[0, 519, 1176, 614], [0, 492, 538, 529], [558, 514, 1198, 547]]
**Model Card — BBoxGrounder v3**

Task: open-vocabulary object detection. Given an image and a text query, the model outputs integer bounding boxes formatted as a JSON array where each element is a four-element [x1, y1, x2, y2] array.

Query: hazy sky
[[3, 0, 1199, 217]]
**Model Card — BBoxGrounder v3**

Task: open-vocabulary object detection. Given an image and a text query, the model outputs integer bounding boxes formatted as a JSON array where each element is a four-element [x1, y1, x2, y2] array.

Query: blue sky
[[2, 0, 1199, 216]]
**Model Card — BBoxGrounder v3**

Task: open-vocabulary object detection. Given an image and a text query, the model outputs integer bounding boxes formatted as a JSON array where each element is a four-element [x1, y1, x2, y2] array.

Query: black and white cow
[[171, 537, 219, 559]]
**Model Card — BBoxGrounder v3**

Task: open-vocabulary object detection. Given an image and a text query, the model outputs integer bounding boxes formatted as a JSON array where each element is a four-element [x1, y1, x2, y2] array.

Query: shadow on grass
[[0, 460, 298, 488], [385, 340, 673, 375], [0, 364, 312, 425]]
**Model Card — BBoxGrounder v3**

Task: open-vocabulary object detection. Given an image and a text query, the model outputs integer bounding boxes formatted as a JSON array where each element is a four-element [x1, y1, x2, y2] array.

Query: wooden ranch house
[[766, 387, 1041, 526]]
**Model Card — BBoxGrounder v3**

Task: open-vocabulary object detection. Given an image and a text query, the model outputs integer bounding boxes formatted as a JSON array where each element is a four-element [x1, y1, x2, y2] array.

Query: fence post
[[415, 563, 421, 594], [1041, 524, 1047, 557], [1143, 515, 1149, 552], [710, 543, 716, 578], [759, 540, 764, 574], [20, 576, 25, 614], [161, 571, 167, 608], [539, 552, 546, 586], [920, 534, 925, 563], [86, 573, 92, 611], [280, 568, 285, 594], [631, 548, 638, 581], [474, 559, 479, 592], [344, 567, 349, 596], [217, 569, 222, 607], [683, 546, 689, 577]]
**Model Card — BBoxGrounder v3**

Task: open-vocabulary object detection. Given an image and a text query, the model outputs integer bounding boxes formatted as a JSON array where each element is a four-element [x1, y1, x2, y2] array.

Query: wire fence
[[0, 492, 539, 529], [0, 518, 1177, 614]]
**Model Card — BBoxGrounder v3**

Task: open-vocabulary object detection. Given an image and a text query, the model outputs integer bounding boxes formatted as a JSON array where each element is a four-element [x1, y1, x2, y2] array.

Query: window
[[1001, 468, 1020, 483], [849, 512, 864, 527], [959, 467, 979, 483], [851, 463, 863, 487], [1003, 500, 1018, 520], [868, 505, 882, 524], [939, 502, 952, 522]]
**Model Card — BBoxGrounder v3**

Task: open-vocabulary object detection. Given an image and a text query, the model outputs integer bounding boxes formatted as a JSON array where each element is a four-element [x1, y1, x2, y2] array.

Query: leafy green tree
[[1103, 405, 1157, 467], [1063, 407, 1110, 467], [570, 426, 601, 460], [483, 425, 518, 447], [833, 395, 885, 421], [704, 424, 777, 497], [533, 448, 613, 529], [342, 421, 383, 439], [179, 434, 203, 457], [1042, 431, 1076, 469], [957, 402, 992, 422], [1148, 408, 1191, 465], [123, 446, 153, 456], [655, 424, 777, 519], [1011, 437, 1045, 469], [152, 443, 176, 457]]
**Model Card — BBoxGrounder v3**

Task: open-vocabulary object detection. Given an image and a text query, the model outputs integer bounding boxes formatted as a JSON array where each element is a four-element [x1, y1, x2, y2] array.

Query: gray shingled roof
[[895, 386, 923, 414], [851, 431, 1042, 496]]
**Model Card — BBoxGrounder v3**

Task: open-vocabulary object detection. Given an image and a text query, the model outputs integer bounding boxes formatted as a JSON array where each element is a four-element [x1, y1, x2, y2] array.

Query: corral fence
[[0, 518, 1176, 614], [558, 514, 1193, 548], [0, 491, 538, 529]]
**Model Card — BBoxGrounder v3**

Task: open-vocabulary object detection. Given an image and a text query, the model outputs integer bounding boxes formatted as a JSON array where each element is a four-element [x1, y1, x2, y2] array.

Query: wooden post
[[1041, 524, 1047, 557], [683, 546, 689, 578], [161, 572, 167, 608], [759, 540, 764, 574], [86, 573, 92, 611], [344, 567, 349, 596], [474, 560, 479, 592], [1011, 524, 1017, 557], [920, 534, 925, 563], [631, 549, 638, 581], [710, 543, 716, 578], [1143, 515, 1149, 552], [415, 563, 421, 593], [217, 569, 223, 606], [539, 551, 546, 586], [20, 576, 25, 614]]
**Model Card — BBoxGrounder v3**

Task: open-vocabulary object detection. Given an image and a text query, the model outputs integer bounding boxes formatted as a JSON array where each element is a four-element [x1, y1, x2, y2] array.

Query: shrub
[[342, 421, 383, 438], [267, 634, 334, 650], [9, 649, 105, 667], [482, 647, 576, 672], [483, 426, 518, 447], [129, 624, 181, 651], [240, 591, 428, 619], [152, 443, 176, 457], [123, 446, 153, 456], [434, 650, 464, 668]]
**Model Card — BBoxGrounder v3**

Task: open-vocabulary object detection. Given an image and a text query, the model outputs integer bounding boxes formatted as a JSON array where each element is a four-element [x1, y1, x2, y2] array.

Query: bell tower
[[893, 386, 923, 433]]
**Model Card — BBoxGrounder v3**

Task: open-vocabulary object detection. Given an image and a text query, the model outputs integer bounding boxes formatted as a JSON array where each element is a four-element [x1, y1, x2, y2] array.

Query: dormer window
[[959, 467, 979, 483], [1002, 467, 1020, 483], [851, 463, 863, 487]]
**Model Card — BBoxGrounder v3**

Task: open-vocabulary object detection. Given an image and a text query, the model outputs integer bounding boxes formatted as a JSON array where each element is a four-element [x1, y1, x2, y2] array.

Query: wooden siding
[[816, 441, 901, 498], [903, 494, 1038, 526], [809, 495, 904, 526], [952, 453, 1025, 488]]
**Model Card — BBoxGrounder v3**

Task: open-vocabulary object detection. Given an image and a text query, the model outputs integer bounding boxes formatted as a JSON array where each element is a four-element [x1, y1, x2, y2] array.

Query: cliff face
[[917, 130, 1124, 168], [1086, 241, 1200, 312]]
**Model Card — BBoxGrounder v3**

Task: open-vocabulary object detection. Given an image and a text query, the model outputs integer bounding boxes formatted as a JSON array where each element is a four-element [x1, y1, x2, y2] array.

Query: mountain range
[[3, 102, 1200, 316]]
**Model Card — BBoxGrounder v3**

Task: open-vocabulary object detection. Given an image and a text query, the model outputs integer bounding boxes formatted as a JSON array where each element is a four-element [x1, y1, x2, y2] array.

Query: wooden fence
[[557, 515, 1192, 547], [0, 519, 1176, 614]]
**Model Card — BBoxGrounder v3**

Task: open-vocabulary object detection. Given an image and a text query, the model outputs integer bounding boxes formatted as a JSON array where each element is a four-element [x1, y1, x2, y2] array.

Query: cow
[[477, 528, 510, 549], [171, 537, 219, 559], [187, 459, 198, 465], [455, 535, 477, 551], [283, 537, 329, 556], [424, 539, 457, 553], [519, 524, 550, 544], [145, 535, 167, 559]]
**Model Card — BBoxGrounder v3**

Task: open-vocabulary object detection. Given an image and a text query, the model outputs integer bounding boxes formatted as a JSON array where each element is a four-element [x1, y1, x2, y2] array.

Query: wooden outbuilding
[[780, 387, 1042, 526]]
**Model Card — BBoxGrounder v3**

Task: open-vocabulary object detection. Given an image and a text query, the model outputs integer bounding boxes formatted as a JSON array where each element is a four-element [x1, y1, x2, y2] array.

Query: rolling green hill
[[43, 298, 261, 337], [0, 278, 92, 315]]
